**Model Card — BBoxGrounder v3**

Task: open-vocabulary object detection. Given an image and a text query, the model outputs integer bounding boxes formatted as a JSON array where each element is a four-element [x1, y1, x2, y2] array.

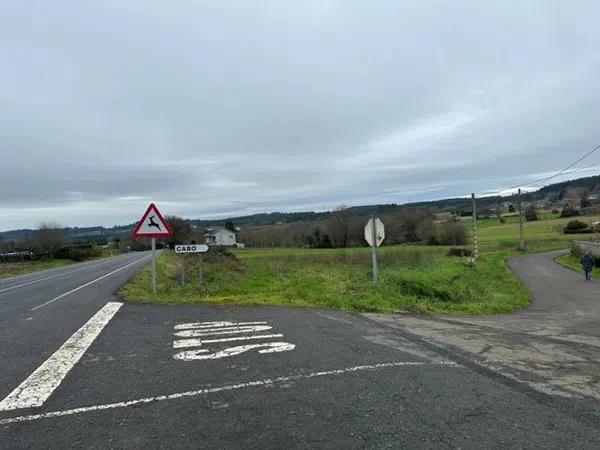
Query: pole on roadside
[[181, 254, 186, 287], [518, 188, 524, 250], [151, 237, 157, 293], [370, 217, 379, 282], [198, 254, 203, 285], [471, 193, 478, 261]]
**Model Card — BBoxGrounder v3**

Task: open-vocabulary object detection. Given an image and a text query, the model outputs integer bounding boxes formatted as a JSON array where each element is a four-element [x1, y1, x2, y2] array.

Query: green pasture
[[120, 212, 600, 314]]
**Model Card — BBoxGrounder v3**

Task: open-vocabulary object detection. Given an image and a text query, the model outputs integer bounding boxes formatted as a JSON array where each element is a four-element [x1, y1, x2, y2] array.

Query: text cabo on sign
[[175, 244, 209, 254]]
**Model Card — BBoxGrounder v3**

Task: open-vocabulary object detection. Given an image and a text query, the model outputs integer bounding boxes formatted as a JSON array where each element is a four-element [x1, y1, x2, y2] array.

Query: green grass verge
[[120, 248, 529, 314], [0, 258, 75, 279], [555, 254, 597, 279], [121, 212, 600, 314], [0, 249, 123, 280]]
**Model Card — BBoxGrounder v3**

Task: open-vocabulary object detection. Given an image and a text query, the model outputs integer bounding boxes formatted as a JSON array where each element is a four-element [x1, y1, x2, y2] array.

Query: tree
[[326, 206, 350, 248], [435, 222, 467, 245], [560, 204, 579, 218], [524, 204, 538, 221], [35, 222, 64, 257], [494, 205, 505, 223], [224, 220, 236, 232], [581, 196, 592, 208], [566, 187, 590, 206], [165, 216, 192, 247]]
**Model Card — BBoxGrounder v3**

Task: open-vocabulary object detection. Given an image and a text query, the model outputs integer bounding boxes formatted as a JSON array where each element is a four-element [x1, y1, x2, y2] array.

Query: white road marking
[[174, 325, 273, 338], [0, 361, 459, 425], [173, 334, 284, 349], [174, 321, 267, 330], [174, 342, 296, 360], [0, 266, 90, 294], [0, 302, 123, 411], [30, 256, 150, 311]]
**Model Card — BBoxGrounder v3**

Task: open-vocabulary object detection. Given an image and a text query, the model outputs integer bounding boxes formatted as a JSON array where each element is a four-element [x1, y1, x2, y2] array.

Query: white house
[[205, 228, 237, 246]]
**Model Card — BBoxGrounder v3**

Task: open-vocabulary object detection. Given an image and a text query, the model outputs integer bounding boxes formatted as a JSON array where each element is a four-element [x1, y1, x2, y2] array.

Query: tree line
[[237, 207, 467, 248]]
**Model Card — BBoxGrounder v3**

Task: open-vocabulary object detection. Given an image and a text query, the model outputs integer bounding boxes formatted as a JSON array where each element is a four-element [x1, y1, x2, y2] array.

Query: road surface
[[1, 250, 599, 448]]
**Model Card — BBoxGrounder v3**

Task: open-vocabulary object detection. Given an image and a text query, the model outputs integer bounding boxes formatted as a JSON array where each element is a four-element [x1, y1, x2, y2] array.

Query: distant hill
[[2, 173, 599, 241]]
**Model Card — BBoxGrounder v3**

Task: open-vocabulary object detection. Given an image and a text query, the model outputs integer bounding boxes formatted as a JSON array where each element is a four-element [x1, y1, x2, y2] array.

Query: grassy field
[[120, 213, 600, 314], [0, 248, 120, 280], [120, 247, 529, 313], [0, 258, 75, 279]]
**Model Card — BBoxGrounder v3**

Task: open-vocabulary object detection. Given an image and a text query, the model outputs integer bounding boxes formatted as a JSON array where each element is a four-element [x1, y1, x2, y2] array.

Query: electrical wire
[[500, 143, 600, 193]]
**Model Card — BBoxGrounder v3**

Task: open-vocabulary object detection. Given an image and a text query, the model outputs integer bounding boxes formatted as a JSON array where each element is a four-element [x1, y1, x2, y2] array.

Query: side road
[[366, 250, 600, 402]]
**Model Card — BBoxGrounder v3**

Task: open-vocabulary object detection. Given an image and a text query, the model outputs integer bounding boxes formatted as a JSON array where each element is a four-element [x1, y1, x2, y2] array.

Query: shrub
[[560, 205, 579, 218], [435, 222, 467, 246], [564, 220, 590, 234], [524, 204, 538, 221], [54, 244, 102, 261], [447, 247, 473, 257]]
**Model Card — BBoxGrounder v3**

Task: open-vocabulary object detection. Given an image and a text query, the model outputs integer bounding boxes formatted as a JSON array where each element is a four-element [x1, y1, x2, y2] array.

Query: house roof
[[204, 227, 235, 237]]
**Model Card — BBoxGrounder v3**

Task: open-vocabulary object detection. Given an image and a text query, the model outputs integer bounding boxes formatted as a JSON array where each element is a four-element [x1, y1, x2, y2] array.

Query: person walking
[[580, 251, 594, 281]]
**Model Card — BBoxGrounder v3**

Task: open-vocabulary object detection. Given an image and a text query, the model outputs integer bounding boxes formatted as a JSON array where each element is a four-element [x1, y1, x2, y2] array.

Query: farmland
[[120, 213, 600, 313]]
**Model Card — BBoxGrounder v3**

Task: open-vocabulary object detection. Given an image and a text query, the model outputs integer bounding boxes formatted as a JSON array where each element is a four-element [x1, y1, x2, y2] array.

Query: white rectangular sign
[[175, 244, 209, 254]]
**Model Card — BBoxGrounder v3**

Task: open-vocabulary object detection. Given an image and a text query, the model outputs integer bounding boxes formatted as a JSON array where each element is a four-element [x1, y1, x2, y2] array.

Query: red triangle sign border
[[132, 203, 173, 238]]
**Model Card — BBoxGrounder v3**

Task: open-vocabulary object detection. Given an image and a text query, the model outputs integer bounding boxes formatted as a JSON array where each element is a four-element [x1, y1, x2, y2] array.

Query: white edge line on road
[[0, 302, 123, 412], [30, 256, 151, 311], [0, 266, 91, 294], [0, 253, 143, 293], [0, 360, 459, 425]]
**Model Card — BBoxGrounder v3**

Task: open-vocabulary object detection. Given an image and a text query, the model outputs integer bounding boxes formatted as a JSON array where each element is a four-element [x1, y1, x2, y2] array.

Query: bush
[[564, 229, 593, 235], [524, 204, 538, 221], [560, 205, 579, 218], [551, 209, 560, 214], [447, 247, 473, 257], [564, 220, 590, 234], [54, 244, 103, 261], [435, 222, 467, 245]]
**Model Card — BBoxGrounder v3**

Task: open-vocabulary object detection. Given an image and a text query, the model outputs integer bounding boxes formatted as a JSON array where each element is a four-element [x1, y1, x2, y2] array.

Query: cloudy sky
[[2, 1, 600, 230]]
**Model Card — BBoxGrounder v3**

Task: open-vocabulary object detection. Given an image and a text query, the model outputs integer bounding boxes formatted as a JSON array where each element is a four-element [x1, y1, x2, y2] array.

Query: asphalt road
[[1, 251, 600, 449]]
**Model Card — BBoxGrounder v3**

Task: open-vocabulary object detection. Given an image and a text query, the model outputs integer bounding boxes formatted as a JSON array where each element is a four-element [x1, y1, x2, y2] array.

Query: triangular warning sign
[[132, 203, 172, 238]]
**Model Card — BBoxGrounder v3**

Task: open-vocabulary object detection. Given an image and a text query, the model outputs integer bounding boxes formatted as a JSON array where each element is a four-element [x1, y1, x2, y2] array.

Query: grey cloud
[[1, 1, 600, 229]]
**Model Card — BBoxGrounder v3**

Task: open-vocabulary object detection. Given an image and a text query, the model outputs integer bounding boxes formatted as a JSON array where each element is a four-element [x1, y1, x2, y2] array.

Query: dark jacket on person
[[581, 254, 594, 272]]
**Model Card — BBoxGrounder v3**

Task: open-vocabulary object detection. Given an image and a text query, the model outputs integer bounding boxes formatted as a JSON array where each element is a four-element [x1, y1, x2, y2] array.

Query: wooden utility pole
[[471, 193, 478, 260], [518, 188, 524, 250]]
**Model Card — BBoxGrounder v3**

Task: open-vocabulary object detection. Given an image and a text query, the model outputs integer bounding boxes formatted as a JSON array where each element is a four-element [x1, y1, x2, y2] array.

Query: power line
[[527, 161, 600, 188], [502, 142, 600, 193]]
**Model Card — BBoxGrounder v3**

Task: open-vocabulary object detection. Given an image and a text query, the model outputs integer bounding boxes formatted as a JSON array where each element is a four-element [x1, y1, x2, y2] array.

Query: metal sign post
[[151, 237, 157, 293], [174, 244, 209, 287], [132, 203, 173, 295], [198, 254, 203, 285], [180, 253, 186, 287], [364, 217, 385, 282], [371, 219, 379, 282]]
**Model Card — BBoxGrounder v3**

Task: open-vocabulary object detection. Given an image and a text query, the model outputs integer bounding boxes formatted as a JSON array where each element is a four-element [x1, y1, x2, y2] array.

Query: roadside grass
[[0, 258, 75, 279], [0, 249, 122, 280], [120, 248, 529, 314], [120, 212, 600, 314], [555, 254, 599, 279], [473, 214, 600, 253]]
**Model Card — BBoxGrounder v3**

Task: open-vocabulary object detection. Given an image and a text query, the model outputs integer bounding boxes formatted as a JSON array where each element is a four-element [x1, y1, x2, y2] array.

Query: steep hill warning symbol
[[132, 203, 172, 238]]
